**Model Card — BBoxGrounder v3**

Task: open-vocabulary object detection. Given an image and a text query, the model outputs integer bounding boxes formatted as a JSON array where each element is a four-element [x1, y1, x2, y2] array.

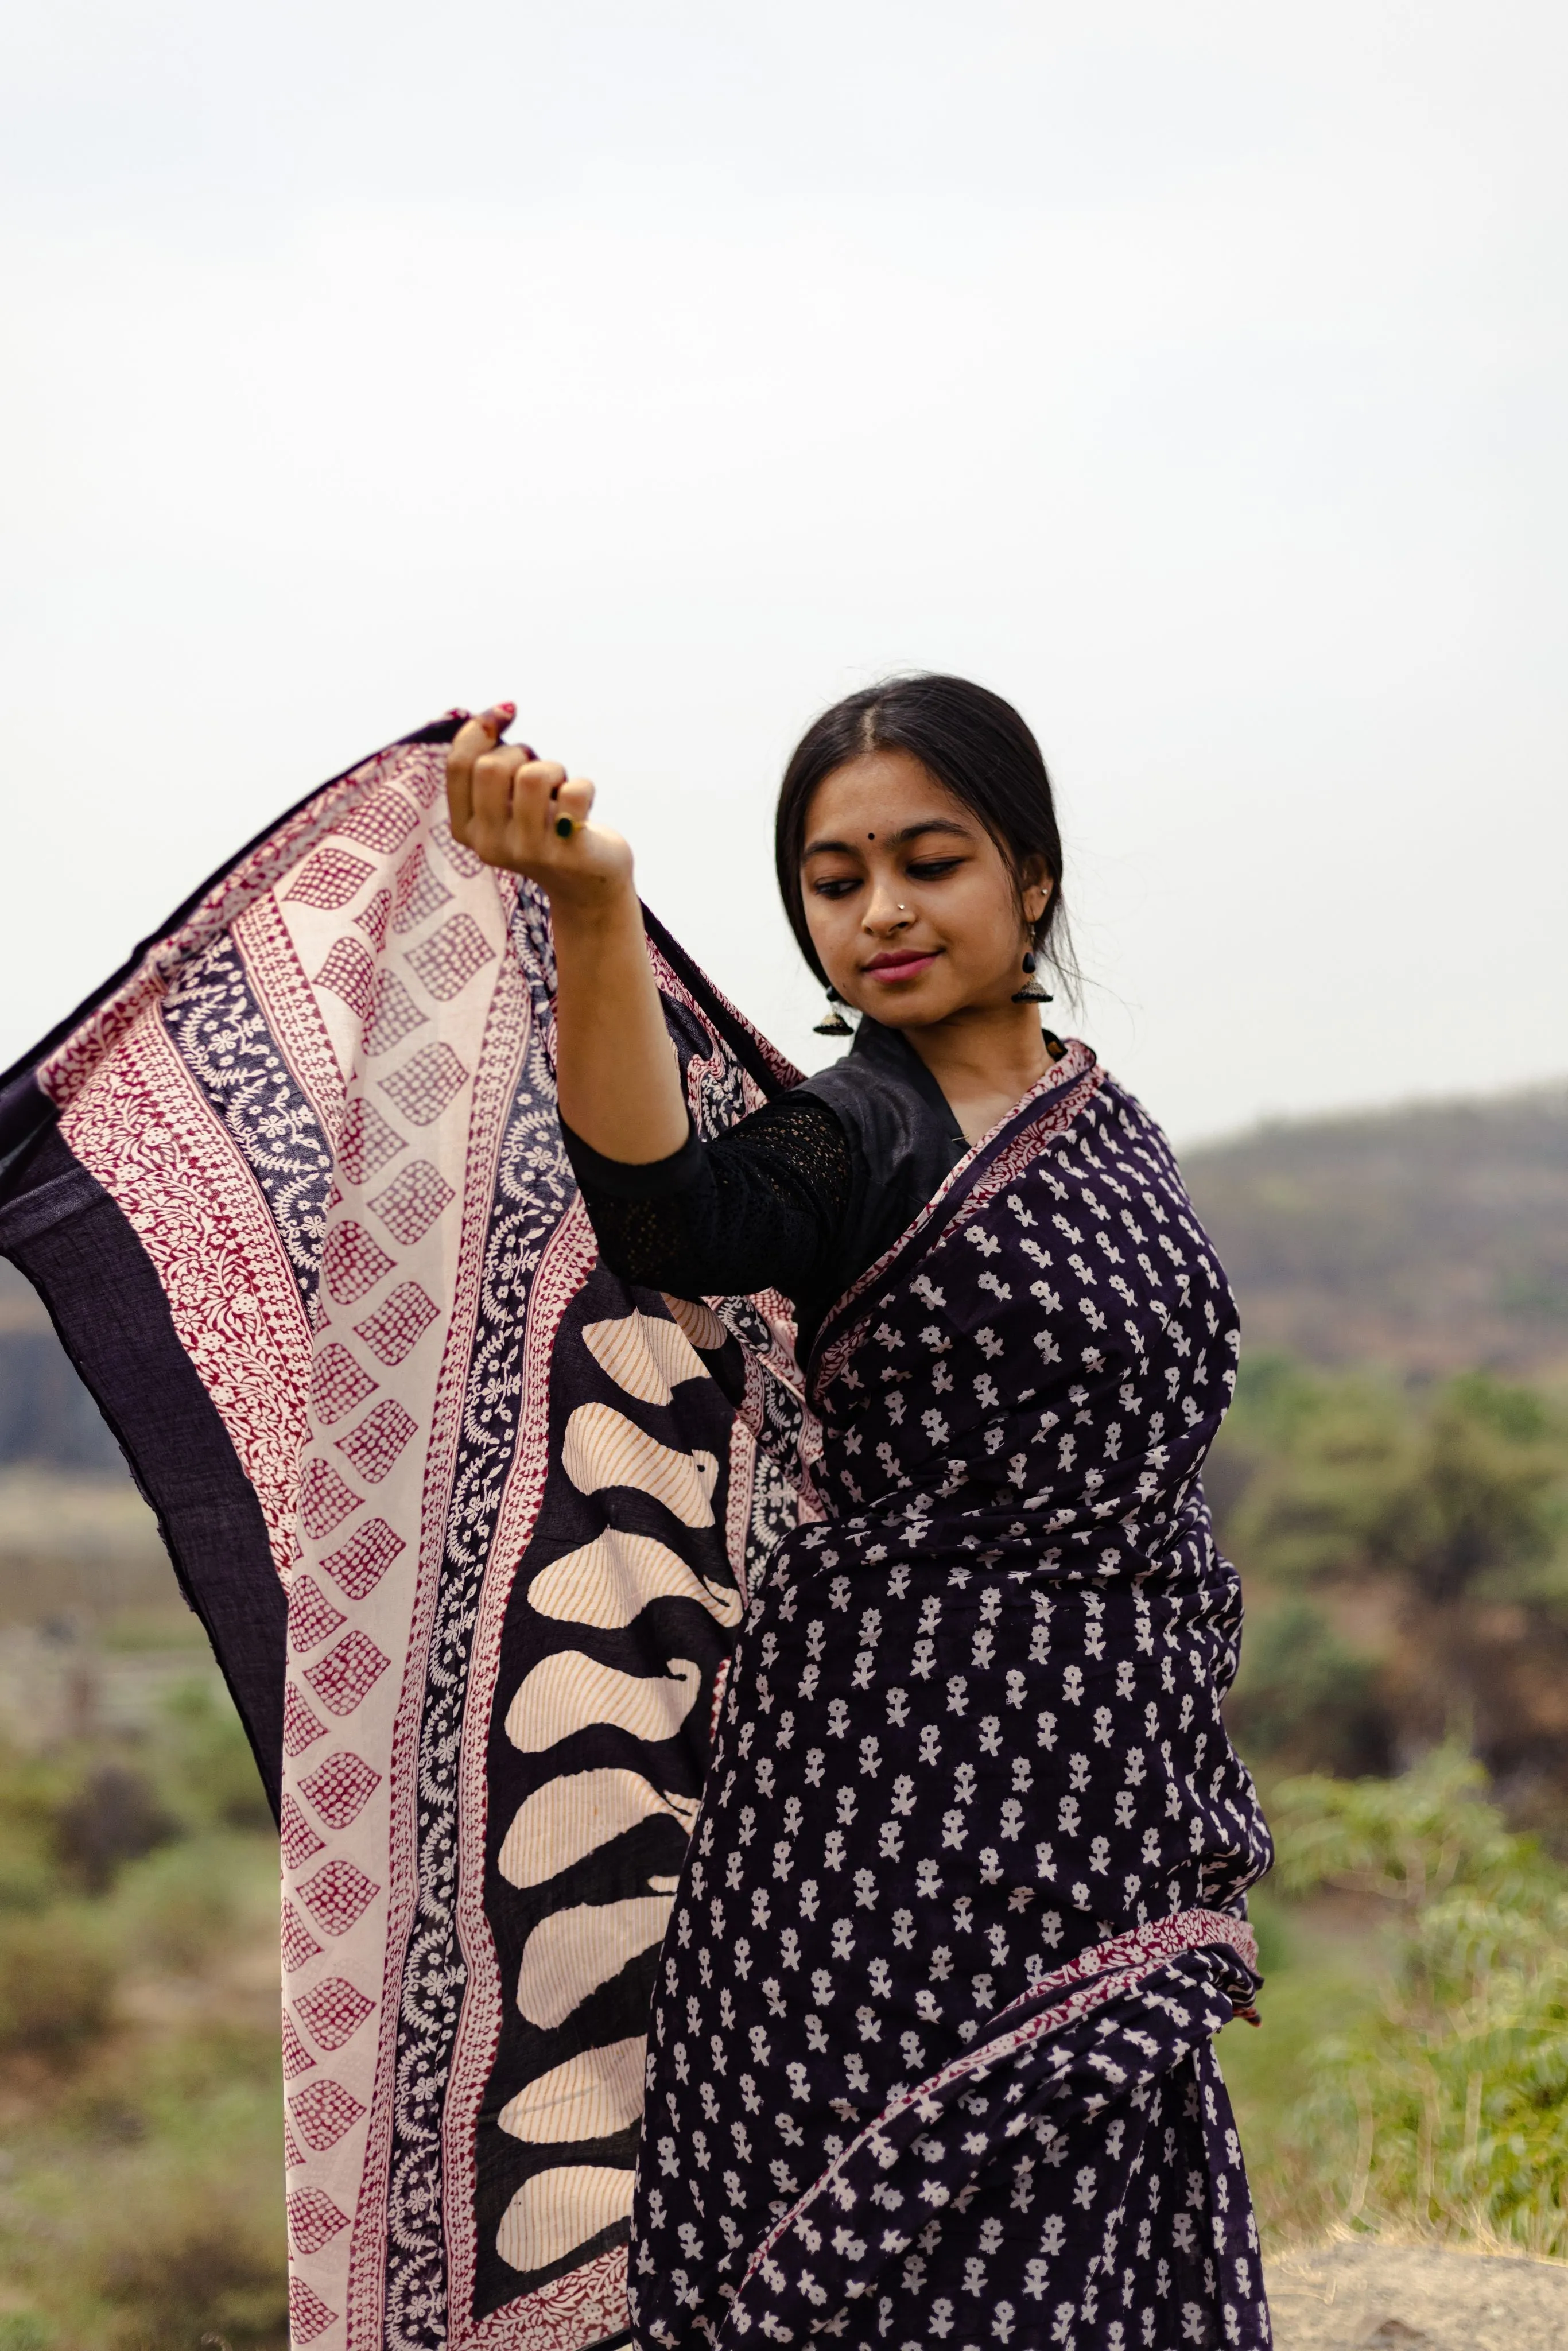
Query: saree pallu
[[0, 719, 1272, 2351], [0, 720, 810, 2351]]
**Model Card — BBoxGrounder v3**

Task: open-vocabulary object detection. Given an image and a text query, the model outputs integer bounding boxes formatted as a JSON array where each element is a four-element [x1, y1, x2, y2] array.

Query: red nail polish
[[496, 701, 516, 717]]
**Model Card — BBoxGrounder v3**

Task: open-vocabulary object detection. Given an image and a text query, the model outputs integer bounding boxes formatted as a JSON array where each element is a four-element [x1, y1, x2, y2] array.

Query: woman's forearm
[[446, 708, 689, 1168], [552, 887, 689, 1164]]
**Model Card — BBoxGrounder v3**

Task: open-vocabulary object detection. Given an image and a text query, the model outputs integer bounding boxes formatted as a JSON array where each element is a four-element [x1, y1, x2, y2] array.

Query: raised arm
[[445, 707, 688, 1165]]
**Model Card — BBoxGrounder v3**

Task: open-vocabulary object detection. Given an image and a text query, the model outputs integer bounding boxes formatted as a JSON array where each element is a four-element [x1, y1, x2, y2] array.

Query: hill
[[1, 1078, 1566, 1477], [1182, 1081, 1568, 1379]]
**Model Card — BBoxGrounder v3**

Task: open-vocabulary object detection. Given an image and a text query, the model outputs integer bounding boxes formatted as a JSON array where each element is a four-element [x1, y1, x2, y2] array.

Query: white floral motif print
[[631, 1069, 1271, 2351]]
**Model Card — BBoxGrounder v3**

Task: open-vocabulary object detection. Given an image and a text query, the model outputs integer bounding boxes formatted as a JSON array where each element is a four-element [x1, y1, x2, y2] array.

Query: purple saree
[[0, 719, 1271, 2351], [632, 1043, 1272, 2350]]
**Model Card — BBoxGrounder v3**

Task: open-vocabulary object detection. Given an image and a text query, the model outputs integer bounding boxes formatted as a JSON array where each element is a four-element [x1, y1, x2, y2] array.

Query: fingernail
[[495, 701, 516, 719], [519, 744, 538, 762]]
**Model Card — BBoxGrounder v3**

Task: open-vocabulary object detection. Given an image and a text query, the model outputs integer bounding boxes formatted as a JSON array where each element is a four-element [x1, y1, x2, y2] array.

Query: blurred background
[[2, 2, 1567, 2345]]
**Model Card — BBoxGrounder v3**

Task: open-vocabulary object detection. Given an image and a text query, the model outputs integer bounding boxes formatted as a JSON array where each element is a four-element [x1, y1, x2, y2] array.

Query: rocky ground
[[1266, 2241, 1568, 2350]]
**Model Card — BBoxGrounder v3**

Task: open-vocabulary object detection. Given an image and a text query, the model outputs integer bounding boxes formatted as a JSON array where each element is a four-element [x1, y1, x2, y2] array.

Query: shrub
[[0, 2318, 53, 2351], [91, 2185, 288, 2350], [158, 1682, 273, 1833], [1209, 1356, 1568, 1803], [112, 1839, 239, 1976], [0, 1907, 115, 2054], [1269, 1746, 1568, 2253], [1227, 1599, 1391, 1776], [55, 1766, 174, 1894]]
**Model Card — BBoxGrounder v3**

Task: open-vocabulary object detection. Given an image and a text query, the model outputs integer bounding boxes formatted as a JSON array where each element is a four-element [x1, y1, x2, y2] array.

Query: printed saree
[[0, 718, 1272, 2351]]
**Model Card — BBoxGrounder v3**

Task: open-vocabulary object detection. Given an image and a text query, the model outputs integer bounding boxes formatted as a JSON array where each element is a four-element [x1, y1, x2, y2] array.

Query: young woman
[[447, 676, 1273, 2351]]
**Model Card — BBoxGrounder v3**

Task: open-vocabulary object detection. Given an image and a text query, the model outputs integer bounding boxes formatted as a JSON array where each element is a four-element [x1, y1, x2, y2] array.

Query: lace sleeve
[[563, 1093, 858, 1309]]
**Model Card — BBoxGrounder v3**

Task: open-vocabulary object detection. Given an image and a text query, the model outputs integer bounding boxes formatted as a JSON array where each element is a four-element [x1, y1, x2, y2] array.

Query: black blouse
[[561, 1018, 970, 1358]]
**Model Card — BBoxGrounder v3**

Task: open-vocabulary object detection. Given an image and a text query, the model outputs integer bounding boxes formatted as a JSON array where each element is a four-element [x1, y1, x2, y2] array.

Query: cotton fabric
[[626, 1043, 1272, 2349], [0, 719, 1271, 2351]]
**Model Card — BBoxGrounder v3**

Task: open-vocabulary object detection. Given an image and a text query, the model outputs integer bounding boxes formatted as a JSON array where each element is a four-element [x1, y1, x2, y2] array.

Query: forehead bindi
[[803, 750, 974, 849]]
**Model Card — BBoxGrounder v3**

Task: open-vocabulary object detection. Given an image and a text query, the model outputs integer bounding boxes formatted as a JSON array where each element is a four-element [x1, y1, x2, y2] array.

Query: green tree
[[1212, 1360, 1568, 1807]]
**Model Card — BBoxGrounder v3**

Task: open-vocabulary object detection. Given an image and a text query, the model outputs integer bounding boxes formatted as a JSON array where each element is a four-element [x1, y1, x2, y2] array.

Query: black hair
[[774, 672, 1075, 994]]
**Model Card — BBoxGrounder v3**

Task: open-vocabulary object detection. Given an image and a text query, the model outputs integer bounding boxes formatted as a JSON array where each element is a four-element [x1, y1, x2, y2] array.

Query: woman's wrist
[[541, 870, 642, 935]]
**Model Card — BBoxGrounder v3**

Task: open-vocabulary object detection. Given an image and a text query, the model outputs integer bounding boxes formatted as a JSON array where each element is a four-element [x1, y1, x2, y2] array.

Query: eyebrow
[[801, 818, 974, 858]]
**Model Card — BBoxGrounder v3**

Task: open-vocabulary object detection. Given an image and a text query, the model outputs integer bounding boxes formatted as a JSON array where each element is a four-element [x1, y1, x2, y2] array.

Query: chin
[[860, 989, 951, 1028]]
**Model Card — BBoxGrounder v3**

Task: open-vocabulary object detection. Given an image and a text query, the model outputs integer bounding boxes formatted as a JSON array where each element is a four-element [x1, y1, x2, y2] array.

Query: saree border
[[0, 720, 464, 1135], [808, 1038, 1103, 1405], [726, 1906, 1260, 2329]]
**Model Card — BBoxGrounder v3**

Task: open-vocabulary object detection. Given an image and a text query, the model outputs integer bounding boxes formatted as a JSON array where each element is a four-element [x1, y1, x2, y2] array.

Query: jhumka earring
[[813, 988, 853, 1036], [1011, 951, 1053, 1006]]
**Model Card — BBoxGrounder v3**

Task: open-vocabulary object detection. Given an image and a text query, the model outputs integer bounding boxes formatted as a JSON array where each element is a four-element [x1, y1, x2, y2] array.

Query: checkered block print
[[305, 1628, 391, 1717], [390, 844, 451, 933], [295, 1976, 375, 2053], [321, 1220, 394, 1305], [363, 969, 427, 1056], [289, 2077, 367, 2152], [281, 1902, 323, 1972], [332, 786, 419, 855], [288, 2279, 338, 2345], [335, 1399, 416, 1485], [310, 1341, 377, 1427], [285, 848, 374, 910], [368, 1159, 453, 1246], [288, 2187, 350, 2257], [298, 1455, 361, 1538], [288, 1573, 347, 1654], [281, 2014, 315, 2080], [300, 1749, 381, 1832], [352, 1281, 438, 1367], [406, 912, 495, 1002], [336, 1096, 405, 1185], [378, 1041, 469, 1127], [283, 1683, 328, 1757], [399, 746, 446, 808], [355, 885, 392, 951], [281, 1795, 325, 1871], [429, 816, 484, 876], [315, 935, 377, 1020], [320, 1516, 403, 1603], [297, 1856, 379, 1935]]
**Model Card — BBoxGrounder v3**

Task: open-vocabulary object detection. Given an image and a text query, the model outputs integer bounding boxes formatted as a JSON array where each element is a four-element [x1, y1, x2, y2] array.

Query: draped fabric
[[631, 1045, 1274, 2350], [0, 720, 810, 2351], [0, 717, 1272, 2351]]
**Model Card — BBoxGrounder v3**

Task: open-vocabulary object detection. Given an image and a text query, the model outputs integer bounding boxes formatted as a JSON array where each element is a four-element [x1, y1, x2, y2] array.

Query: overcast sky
[[2, 1, 1563, 1141]]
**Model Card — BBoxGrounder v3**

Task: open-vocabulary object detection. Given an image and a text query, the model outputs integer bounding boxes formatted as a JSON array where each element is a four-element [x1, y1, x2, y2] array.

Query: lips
[[862, 949, 940, 981]]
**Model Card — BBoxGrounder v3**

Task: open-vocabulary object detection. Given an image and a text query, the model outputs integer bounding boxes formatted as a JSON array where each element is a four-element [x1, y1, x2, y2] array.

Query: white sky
[[2, 0, 1564, 1142]]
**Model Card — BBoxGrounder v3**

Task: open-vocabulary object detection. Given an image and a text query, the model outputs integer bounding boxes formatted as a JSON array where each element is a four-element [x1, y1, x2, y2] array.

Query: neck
[[897, 1001, 1051, 1142]]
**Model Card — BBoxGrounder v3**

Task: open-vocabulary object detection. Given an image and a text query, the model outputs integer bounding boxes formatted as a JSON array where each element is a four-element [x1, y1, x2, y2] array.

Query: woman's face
[[799, 750, 1049, 1029]]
